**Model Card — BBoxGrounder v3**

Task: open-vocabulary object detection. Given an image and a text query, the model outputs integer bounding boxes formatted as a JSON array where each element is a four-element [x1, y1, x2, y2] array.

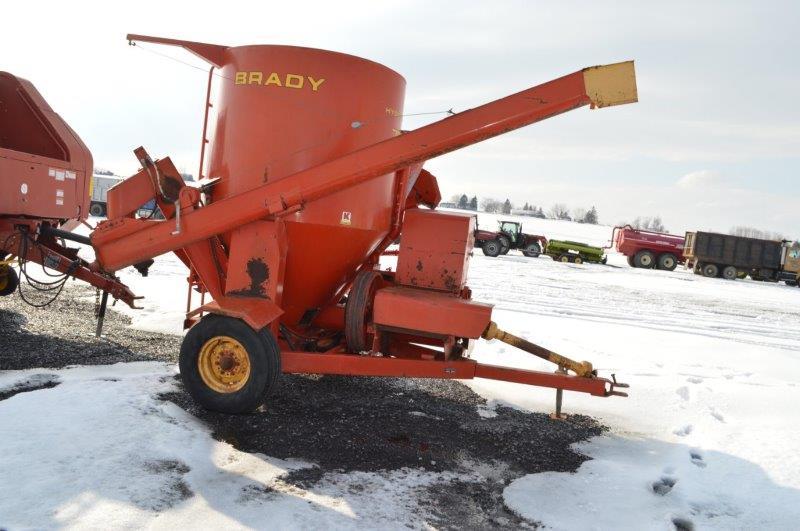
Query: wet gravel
[[1, 283, 605, 528], [0, 283, 180, 370]]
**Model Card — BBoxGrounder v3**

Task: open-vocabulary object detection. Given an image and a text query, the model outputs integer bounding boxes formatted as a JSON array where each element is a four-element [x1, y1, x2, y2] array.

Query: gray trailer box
[[684, 231, 782, 271]]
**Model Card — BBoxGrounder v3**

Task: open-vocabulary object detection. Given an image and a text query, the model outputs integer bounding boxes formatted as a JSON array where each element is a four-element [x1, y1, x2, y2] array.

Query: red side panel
[[396, 209, 475, 292], [0, 72, 92, 221], [373, 286, 492, 338]]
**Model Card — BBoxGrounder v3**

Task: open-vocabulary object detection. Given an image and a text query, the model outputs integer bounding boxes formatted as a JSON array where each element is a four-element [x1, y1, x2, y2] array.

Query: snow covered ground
[[2, 213, 800, 528]]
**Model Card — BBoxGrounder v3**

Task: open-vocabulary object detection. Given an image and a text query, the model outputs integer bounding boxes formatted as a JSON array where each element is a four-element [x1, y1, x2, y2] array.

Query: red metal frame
[[280, 351, 624, 397]]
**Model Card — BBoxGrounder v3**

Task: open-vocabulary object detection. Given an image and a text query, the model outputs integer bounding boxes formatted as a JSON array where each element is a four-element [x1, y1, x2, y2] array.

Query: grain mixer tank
[[198, 44, 406, 324], [91, 35, 638, 414]]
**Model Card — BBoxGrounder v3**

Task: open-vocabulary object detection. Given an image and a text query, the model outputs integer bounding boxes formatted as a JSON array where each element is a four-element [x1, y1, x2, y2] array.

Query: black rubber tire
[[482, 240, 501, 257], [701, 263, 719, 278], [0, 266, 18, 296], [498, 236, 510, 255], [179, 314, 280, 414], [634, 250, 655, 268], [345, 270, 384, 353], [89, 202, 106, 217], [558, 254, 571, 263], [627, 255, 636, 268], [657, 253, 678, 271], [721, 265, 738, 280], [574, 256, 584, 264], [522, 242, 541, 258]]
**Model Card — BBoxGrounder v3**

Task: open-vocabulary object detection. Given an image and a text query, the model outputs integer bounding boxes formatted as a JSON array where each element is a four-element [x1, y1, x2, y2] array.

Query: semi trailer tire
[[179, 314, 281, 414], [0, 266, 18, 296], [522, 242, 541, 258], [722, 266, 738, 280], [498, 236, 511, 255], [627, 255, 636, 268], [482, 240, 501, 257], [89, 202, 106, 217], [701, 263, 719, 278], [559, 254, 571, 263], [657, 253, 678, 271], [573, 256, 583, 264], [634, 250, 655, 268]]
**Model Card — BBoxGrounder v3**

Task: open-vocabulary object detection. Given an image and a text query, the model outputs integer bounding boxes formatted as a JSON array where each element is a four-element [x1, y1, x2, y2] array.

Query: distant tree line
[[730, 226, 785, 241], [447, 193, 599, 224], [620, 216, 667, 233]]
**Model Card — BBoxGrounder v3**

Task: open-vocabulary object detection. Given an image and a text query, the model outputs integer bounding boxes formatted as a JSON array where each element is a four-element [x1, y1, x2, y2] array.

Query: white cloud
[[676, 170, 723, 189]]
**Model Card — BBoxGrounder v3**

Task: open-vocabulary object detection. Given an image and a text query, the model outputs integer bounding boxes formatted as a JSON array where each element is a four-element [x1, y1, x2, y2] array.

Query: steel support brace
[[280, 351, 625, 397]]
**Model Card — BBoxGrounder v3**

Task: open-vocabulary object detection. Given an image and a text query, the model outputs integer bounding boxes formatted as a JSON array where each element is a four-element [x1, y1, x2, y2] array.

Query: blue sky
[[2, 1, 797, 235]]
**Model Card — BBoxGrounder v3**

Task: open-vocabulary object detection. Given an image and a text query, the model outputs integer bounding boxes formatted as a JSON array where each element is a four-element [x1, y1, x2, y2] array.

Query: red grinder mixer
[[89, 35, 637, 413]]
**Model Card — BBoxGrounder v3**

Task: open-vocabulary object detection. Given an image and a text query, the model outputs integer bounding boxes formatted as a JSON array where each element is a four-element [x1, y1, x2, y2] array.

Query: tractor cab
[[498, 221, 522, 244]]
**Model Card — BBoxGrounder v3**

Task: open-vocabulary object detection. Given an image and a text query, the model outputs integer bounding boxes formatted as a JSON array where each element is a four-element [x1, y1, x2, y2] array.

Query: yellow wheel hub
[[197, 336, 251, 394]]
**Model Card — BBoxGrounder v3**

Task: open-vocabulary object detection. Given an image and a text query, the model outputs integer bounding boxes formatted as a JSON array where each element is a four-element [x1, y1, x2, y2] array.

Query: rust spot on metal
[[416, 259, 423, 271], [229, 257, 269, 298]]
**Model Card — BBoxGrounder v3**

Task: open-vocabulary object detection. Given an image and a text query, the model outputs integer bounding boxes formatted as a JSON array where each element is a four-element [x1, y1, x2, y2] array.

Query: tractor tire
[[573, 256, 584, 265], [701, 263, 719, 278], [345, 270, 385, 353], [633, 250, 655, 269], [721, 265, 738, 280], [522, 242, 541, 258], [482, 240, 501, 257], [0, 266, 18, 296], [627, 255, 636, 268], [558, 254, 571, 263], [179, 314, 281, 414], [498, 235, 511, 255], [657, 253, 678, 271], [89, 202, 106, 217]]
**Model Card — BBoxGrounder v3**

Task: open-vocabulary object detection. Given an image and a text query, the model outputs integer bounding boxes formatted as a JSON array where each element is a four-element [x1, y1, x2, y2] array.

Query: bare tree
[[548, 203, 571, 220], [480, 197, 502, 213], [628, 216, 667, 233], [573, 207, 587, 223], [730, 226, 785, 241]]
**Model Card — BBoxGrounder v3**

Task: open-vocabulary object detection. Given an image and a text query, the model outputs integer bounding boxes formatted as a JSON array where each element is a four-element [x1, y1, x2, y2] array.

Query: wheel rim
[[663, 258, 674, 268], [641, 255, 652, 266], [575, 257, 583, 264], [560, 256, 569, 262], [197, 335, 251, 393]]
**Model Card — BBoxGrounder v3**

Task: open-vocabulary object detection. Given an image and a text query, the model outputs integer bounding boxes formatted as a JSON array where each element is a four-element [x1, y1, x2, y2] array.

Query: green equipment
[[545, 240, 607, 264]]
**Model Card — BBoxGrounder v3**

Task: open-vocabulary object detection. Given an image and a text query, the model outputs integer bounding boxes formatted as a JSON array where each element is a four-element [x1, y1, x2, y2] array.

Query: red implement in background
[[612, 225, 686, 271], [0, 71, 137, 309]]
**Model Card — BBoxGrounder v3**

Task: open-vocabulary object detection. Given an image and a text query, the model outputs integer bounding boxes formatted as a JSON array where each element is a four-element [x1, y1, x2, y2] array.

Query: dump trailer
[[0, 71, 137, 310], [545, 240, 607, 264], [80, 34, 638, 414], [684, 231, 784, 281], [475, 220, 548, 257], [612, 225, 685, 270]]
